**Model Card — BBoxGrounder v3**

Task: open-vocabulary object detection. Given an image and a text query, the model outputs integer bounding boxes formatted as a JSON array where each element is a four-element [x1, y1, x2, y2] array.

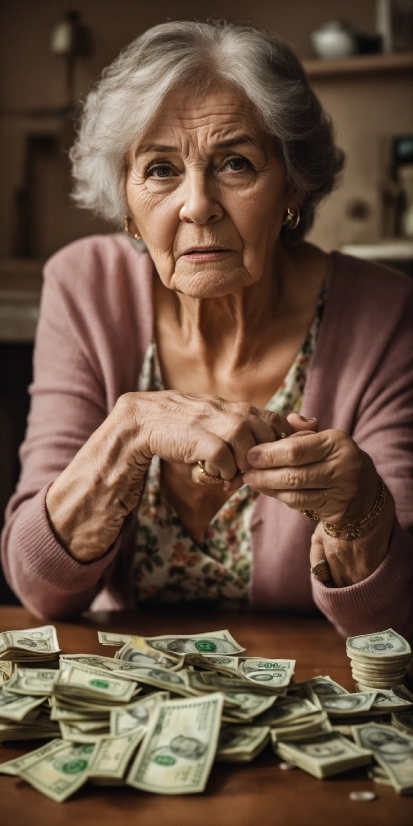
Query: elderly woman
[[2, 22, 412, 639]]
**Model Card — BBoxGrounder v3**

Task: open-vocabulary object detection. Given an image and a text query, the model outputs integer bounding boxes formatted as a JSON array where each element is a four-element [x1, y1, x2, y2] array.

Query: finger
[[246, 431, 333, 470], [255, 409, 294, 441], [192, 462, 224, 486], [309, 526, 326, 569], [243, 462, 333, 491], [287, 413, 318, 434], [243, 483, 329, 513], [190, 432, 238, 481]]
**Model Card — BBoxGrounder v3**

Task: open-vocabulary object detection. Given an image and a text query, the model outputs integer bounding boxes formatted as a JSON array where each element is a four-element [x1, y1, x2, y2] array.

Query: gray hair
[[70, 20, 344, 242]]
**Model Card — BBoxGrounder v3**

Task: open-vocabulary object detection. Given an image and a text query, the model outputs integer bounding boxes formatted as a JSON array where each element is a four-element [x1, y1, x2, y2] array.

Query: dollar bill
[[371, 689, 413, 713], [110, 692, 169, 736], [59, 721, 109, 743], [98, 632, 132, 647], [220, 690, 276, 721], [216, 725, 270, 762], [269, 712, 333, 742], [239, 659, 295, 689], [392, 710, 413, 736], [87, 730, 145, 782], [0, 739, 66, 775], [0, 686, 46, 721], [6, 668, 58, 696], [352, 722, 413, 794], [127, 693, 224, 794], [307, 676, 349, 697], [317, 692, 377, 717], [141, 630, 245, 656], [115, 637, 184, 670], [186, 654, 241, 676], [113, 665, 193, 697], [0, 662, 15, 685], [60, 654, 121, 673], [53, 663, 137, 704], [19, 741, 97, 802], [254, 696, 320, 727], [347, 630, 411, 659], [0, 626, 60, 662], [274, 731, 372, 778]]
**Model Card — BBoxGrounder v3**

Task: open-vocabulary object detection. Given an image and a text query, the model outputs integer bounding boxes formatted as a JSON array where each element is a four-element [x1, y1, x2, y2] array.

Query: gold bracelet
[[301, 476, 387, 541]]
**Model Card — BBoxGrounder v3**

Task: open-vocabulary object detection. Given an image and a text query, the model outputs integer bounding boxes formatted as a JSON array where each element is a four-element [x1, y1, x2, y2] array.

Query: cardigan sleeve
[[312, 275, 413, 644], [0, 251, 122, 618]]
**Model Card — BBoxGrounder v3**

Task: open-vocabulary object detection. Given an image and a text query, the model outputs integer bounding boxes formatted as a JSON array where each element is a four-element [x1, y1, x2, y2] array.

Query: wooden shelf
[[303, 51, 413, 78]]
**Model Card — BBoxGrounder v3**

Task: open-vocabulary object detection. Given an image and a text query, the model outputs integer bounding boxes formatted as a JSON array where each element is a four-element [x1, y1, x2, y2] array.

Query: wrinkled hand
[[243, 419, 379, 524], [243, 418, 395, 586], [46, 392, 302, 562]]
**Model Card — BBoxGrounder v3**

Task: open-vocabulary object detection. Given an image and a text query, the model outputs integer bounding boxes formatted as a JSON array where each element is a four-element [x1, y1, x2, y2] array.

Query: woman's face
[[125, 84, 290, 299]]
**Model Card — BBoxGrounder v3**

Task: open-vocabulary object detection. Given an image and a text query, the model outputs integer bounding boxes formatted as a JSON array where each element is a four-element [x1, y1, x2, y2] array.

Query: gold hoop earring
[[282, 207, 300, 230], [123, 215, 141, 241]]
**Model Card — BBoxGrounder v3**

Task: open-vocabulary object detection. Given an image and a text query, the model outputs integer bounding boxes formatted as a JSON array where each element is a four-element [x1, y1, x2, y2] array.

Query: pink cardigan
[[2, 235, 413, 644]]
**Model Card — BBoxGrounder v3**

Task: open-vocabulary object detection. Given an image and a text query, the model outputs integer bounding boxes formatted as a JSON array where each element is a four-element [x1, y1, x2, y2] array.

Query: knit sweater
[[2, 234, 412, 645]]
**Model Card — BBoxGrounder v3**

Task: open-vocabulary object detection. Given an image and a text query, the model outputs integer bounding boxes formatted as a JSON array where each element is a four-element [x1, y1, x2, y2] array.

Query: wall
[[0, 0, 412, 258]]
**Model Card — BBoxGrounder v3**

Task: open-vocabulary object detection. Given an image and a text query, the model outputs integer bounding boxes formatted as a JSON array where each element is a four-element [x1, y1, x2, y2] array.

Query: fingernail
[[299, 415, 317, 421], [247, 451, 259, 463]]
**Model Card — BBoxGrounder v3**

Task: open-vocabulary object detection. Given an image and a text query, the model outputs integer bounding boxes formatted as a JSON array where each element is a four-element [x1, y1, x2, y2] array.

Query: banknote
[[392, 710, 413, 736], [19, 741, 97, 802], [347, 630, 411, 659], [141, 630, 245, 655], [0, 739, 65, 775], [127, 693, 224, 794], [115, 637, 184, 670], [221, 690, 276, 721], [110, 692, 170, 736], [6, 668, 58, 696], [0, 626, 60, 662], [0, 686, 46, 721], [274, 731, 372, 778], [60, 654, 121, 673], [98, 632, 132, 646], [307, 676, 349, 697], [0, 662, 15, 685], [269, 712, 332, 743], [53, 663, 137, 704], [371, 690, 413, 713], [216, 725, 270, 762], [254, 696, 320, 727], [59, 721, 110, 743], [113, 665, 192, 697], [317, 692, 377, 717], [239, 659, 295, 689], [352, 722, 413, 793], [87, 730, 144, 781], [186, 654, 241, 676]]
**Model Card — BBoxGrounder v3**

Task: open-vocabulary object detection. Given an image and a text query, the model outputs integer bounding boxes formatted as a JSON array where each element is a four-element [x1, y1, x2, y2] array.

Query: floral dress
[[133, 289, 326, 606]]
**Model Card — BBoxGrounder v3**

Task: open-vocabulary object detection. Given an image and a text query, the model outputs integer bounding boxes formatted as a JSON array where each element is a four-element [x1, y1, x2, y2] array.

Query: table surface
[[1, 605, 412, 826]]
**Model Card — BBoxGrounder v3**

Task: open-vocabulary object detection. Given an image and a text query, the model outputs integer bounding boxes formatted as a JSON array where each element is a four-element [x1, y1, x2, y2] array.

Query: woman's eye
[[222, 156, 251, 172], [146, 164, 174, 179]]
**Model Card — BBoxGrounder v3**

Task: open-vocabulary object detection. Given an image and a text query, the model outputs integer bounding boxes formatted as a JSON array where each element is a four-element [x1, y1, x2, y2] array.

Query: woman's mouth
[[181, 247, 230, 261]]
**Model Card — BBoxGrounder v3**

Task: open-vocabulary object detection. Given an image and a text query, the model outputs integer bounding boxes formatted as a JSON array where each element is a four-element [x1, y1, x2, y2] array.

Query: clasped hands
[[46, 391, 394, 581]]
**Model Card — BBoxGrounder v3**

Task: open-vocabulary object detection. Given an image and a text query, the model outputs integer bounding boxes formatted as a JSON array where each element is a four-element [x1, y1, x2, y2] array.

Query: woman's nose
[[179, 171, 223, 225]]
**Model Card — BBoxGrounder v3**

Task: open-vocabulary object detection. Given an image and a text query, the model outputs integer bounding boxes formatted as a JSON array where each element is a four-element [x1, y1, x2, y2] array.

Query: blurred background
[[0, 0, 412, 602]]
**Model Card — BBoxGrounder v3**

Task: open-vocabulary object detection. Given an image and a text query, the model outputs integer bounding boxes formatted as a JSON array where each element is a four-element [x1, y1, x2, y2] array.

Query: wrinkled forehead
[[133, 81, 269, 155]]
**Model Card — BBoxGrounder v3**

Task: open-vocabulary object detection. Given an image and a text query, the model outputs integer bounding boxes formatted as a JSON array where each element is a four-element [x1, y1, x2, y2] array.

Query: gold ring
[[310, 559, 331, 583], [280, 432, 287, 439], [197, 460, 222, 482]]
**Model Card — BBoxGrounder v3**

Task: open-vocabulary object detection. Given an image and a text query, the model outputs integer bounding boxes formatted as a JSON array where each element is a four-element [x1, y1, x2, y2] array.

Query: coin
[[279, 761, 296, 771], [349, 791, 377, 802]]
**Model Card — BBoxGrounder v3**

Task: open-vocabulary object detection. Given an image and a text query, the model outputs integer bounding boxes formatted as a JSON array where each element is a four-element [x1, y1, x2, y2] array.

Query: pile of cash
[[347, 629, 412, 689], [0, 625, 60, 664], [0, 625, 413, 800]]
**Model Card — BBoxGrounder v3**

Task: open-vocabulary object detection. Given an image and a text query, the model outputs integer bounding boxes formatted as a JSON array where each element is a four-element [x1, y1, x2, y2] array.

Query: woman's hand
[[242, 416, 396, 586], [45, 391, 294, 564]]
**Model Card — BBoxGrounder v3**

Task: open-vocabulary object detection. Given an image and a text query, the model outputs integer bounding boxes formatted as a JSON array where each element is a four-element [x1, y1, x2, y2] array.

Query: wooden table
[[1, 606, 412, 826]]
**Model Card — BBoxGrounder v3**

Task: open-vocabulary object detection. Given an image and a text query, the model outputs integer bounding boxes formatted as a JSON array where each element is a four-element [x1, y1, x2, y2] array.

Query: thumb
[[287, 413, 318, 434]]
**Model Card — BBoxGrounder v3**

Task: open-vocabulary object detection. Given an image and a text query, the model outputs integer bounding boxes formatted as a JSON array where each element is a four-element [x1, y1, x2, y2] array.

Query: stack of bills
[[346, 630, 412, 689], [0, 626, 60, 664], [0, 624, 412, 801], [273, 731, 372, 778], [353, 722, 413, 794]]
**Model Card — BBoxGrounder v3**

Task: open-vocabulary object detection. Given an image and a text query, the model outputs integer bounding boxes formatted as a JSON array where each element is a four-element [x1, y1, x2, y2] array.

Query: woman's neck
[[154, 241, 328, 374]]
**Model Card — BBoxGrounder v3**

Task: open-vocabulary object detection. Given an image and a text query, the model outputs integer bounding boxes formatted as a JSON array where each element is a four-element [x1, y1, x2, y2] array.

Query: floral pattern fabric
[[133, 289, 326, 605]]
